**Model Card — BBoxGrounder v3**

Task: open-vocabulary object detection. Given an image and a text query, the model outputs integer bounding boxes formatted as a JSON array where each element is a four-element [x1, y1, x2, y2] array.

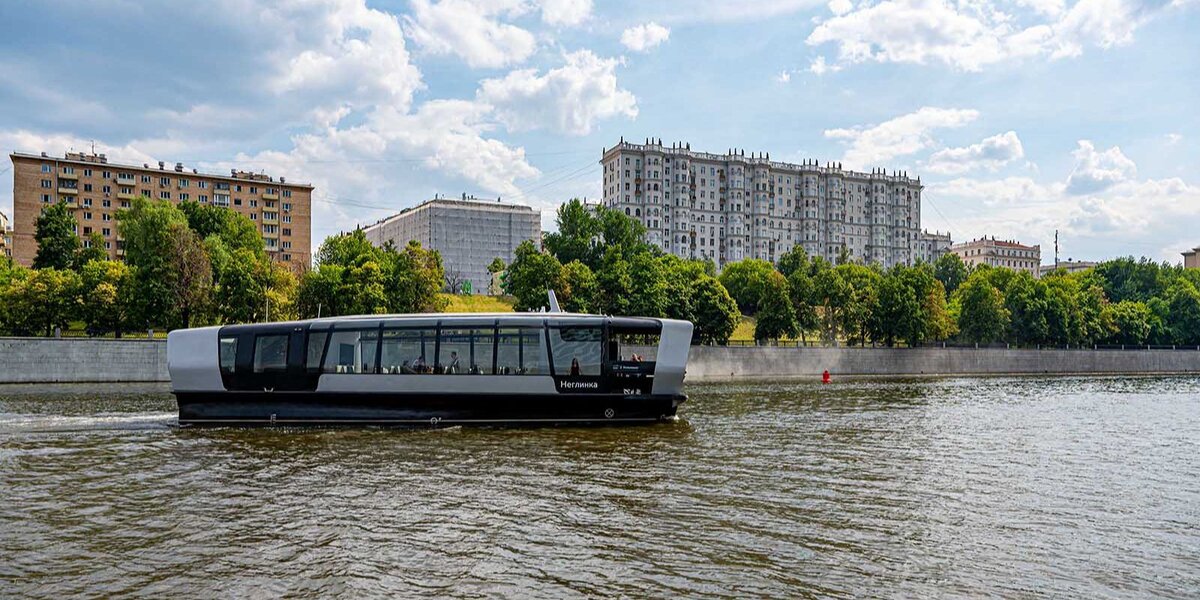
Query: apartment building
[[915, 230, 953, 265], [363, 194, 541, 295], [9, 151, 313, 268], [949, 237, 1041, 277], [600, 138, 924, 269], [0, 209, 11, 259]]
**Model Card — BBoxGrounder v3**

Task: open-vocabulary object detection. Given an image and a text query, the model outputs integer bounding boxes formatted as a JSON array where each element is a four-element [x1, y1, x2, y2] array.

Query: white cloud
[[775, 70, 792, 83], [536, 0, 593, 26], [808, 55, 841, 75], [267, 0, 423, 109], [1166, 132, 1183, 145], [925, 131, 1025, 174], [1065, 140, 1136, 194], [806, 0, 1171, 72], [828, 0, 855, 15], [478, 50, 638, 135], [620, 22, 671, 52], [824, 106, 979, 169], [403, 0, 536, 68]]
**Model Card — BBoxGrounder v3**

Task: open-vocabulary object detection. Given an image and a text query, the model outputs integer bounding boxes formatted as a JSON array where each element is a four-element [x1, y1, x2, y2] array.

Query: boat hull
[[174, 391, 685, 427]]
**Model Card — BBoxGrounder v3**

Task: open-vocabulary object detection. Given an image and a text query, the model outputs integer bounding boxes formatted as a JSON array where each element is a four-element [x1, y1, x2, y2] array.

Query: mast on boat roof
[[547, 290, 562, 313]]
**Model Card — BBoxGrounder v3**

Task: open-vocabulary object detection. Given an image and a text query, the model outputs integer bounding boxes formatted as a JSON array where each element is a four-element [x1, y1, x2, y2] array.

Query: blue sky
[[0, 0, 1197, 263]]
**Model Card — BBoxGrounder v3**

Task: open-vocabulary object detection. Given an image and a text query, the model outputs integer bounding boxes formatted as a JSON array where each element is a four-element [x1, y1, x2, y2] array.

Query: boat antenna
[[547, 290, 562, 313]]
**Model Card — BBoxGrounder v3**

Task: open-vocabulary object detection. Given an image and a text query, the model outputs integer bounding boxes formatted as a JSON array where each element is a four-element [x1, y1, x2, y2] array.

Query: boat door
[[222, 325, 315, 392]]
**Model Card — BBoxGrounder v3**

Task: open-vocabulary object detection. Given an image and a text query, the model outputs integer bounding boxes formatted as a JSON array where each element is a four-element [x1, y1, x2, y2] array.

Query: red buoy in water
[[822, 370, 831, 384]]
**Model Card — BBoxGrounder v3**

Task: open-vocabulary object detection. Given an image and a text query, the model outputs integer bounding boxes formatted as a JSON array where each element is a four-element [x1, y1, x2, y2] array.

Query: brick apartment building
[[9, 151, 312, 268]]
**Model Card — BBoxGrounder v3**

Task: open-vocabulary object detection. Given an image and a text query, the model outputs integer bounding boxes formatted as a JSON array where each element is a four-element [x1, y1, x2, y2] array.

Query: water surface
[[2, 377, 1198, 597]]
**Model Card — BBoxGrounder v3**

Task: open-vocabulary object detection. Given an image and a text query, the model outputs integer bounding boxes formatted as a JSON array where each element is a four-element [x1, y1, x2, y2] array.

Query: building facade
[[1183, 247, 1200, 269], [10, 151, 313, 268], [949, 237, 1041, 277], [915, 230, 953, 265], [0, 209, 11, 259], [600, 139, 924, 269], [363, 195, 540, 295]]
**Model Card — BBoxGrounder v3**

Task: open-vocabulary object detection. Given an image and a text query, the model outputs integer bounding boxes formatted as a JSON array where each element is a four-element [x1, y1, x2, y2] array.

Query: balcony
[[117, 191, 135, 200], [262, 211, 279, 222], [262, 229, 280, 239], [262, 192, 279, 201], [58, 172, 78, 181], [57, 187, 78, 195]]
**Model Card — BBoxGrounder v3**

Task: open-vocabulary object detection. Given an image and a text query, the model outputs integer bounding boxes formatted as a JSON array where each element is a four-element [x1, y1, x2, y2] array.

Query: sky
[[0, 0, 1197, 264]]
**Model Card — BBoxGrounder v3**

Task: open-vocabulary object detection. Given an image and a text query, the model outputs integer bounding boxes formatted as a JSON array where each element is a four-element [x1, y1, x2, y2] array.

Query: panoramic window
[[306, 331, 328, 372], [438, 327, 496, 375], [549, 326, 603, 376], [252, 334, 288, 373], [219, 336, 237, 374], [322, 328, 380, 374], [495, 327, 549, 375], [379, 328, 436, 373]]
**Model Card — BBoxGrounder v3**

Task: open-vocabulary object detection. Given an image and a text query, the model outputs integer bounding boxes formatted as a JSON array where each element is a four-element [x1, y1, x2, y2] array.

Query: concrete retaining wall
[[0, 338, 168, 383], [1, 338, 1197, 384], [682, 345, 1200, 380]]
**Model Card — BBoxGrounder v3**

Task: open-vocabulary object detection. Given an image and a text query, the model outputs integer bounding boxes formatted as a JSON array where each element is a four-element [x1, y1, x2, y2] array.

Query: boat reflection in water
[[168, 303, 692, 427]]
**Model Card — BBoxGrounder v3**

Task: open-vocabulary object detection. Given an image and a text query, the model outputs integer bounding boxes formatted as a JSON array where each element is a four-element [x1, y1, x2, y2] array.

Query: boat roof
[[213, 312, 672, 333]]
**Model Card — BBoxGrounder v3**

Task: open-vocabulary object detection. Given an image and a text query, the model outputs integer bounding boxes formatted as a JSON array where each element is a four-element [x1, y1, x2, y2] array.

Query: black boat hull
[[174, 391, 685, 426]]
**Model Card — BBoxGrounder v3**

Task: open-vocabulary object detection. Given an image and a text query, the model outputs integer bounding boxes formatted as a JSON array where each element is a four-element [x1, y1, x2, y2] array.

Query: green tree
[[1165, 280, 1200, 345], [872, 270, 920, 347], [1104, 300, 1151, 346], [934, 253, 968, 294], [33, 201, 81, 271], [837, 263, 880, 346], [543, 198, 601, 267], [691, 275, 739, 345], [593, 247, 633, 316], [168, 223, 213, 329], [118, 197, 192, 329], [74, 233, 108, 270], [924, 280, 957, 341], [487, 257, 506, 274], [0, 267, 81, 336], [297, 264, 346, 318], [718, 258, 775, 314], [627, 252, 667, 318], [754, 271, 797, 343], [503, 240, 566, 311], [955, 277, 1009, 344], [776, 245, 810, 278], [387, 240, 447, 313], [79, 260, 134, 337], [561, 260, 598, 313], [813, 266, 850, 345], [786, 267, 819, 344]]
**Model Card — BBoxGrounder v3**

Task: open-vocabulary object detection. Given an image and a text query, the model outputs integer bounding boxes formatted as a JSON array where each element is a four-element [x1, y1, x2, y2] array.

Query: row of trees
[[719, 249, 1200, 347], [0, 197, 448, 336]]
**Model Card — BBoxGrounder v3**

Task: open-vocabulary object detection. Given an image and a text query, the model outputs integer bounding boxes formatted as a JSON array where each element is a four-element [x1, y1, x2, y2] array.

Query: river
[[1, 377, 1198, 598]]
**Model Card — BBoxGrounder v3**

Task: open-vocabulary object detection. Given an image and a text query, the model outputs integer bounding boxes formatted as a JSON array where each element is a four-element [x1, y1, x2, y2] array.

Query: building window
[[234, 198, 242, 206], [159, 191, 170, 200], [283, 190, 292, 198], [250, 213, 257, 220], [41, 194, 51, 203], [41, 164, 52, 173], [282, 228, 291, 236], [198, 181, 208, 189], [102, 228, 111, 236], [141, 175, 151, 183], [178, 179, 189, 188], [102, 214, 112, 222], [249, 187, 257, 194], [102, 199, 111, 208], [282, 202, 292, 211], [41, 179, 52, 188]]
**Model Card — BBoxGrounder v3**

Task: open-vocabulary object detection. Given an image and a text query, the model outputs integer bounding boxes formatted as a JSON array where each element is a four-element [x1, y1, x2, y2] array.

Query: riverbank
[[2, 337, 1199, 384]]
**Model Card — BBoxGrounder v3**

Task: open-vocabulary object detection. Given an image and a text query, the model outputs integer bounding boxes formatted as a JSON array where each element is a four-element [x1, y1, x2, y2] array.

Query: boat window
[[380, 328, 436, 374], [306, 331, 328, 371], [322, 328, 380, 374], [495, 327, 549, 375], [252, 334, 289, 373], [438, 327, 495, 375], [219, 336, 237, 374], [549, 326, 602, 376]]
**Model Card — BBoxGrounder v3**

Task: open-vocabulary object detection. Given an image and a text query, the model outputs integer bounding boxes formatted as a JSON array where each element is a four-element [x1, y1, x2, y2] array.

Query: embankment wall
[[0, 338, 168, 383], [0, 339, 1197, 384]]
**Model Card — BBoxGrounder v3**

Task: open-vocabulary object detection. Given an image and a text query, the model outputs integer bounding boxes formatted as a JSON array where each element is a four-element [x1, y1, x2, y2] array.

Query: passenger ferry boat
[[167, 306, 693, 426]]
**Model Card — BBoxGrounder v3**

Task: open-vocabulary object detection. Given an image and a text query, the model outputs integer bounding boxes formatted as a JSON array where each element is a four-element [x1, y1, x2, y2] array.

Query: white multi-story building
[[600, 138, 925, 269], [949, 237, 1041, 277], [363, 194, 540, 295]]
